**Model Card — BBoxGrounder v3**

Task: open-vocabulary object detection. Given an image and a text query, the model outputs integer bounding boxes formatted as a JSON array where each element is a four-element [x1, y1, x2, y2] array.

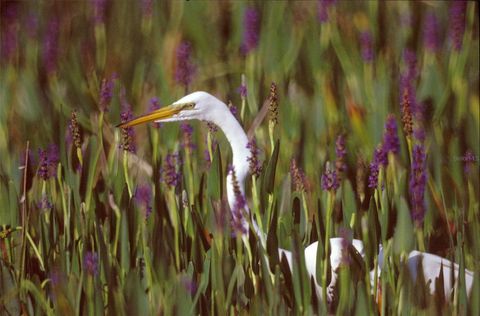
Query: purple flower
[[401, 87, 414, 138], [229, 165, 248, 235], [409, 145, 427, 224], [335, 134, 347, 180], [140, 0, 153, 17], [119, 94, 136, 153], [148, 97, 161, 111], [181, 275, 197, 295], [49, 269, 63, 287], [83, 251, 99, 276], [228, 101, 238, 118], [399, 49, 418, 121], [237, 83, 247, 99], [413, 127, 426, 143], [174, 41, 196, 88], [68, 110, 82, 149], [207, 122, 218, 133], [240, 7, 260, 55], [382, 114, 400, 154], [359, 31, 374, 62], [317, 0, 336, 23], [449, 1, 467, 51], [321, 162, 339, 191], [134, 184, 152, 219], [1, 4, 18, 62], [291, 159, 307, 191], [246, 139, 262, 177], [91, 0, 107, 24], [268, 82, 279, 125], [148, 97, 162, 128], [163, 153, 181, 188], [338, 227, 353, 265], [99, 74, 116, 111], [180, 123, 196, 151], [423, 12, 439, 52], [26, 13, 39, 39], [463, 150, 476, 175], [403, 49, 417, 81], [204, 149, 212, 167], [37, 144, 59, 180], [43, 18, 60, 75], [37, 194, 53, 211], [368, 146, 386, 189]]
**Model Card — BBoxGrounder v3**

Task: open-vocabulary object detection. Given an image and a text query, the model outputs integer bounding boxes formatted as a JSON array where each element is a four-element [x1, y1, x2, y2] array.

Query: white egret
[[374, 245, 475, 300], [118, 91, 474, 305]]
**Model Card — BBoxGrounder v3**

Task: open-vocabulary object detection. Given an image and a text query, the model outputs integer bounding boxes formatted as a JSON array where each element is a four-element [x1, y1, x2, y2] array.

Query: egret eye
[[182, 102, 195, 109]]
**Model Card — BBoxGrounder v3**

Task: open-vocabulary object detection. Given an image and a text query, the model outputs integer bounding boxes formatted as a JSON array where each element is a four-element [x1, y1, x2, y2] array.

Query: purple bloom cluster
[[228, 101, 238, 118], [246, 139, 262, 177], [423, 12, 439, 53], [49, 269, 63, 287], [148, 97, 162, 128], [120, 107, 136, 153], [449, 1, 467, 51], [335, 134, 347, 176], [317, 0, 336, 23], [403, 49, 418, 80], [321, 163, 339, 191], [67, 110, 82, 149], [409, 145, 427, 224], [359, 31, 374, 62], [1, 4, 18, 62], [335, 135, 347, 158], [368, 146, 387, 189], [134, 184, 153, 219], [228, 165, 248, 235], [400, 49, 418, 118], [237, 83, 247, 99], [83, 251, 99, 276], [37, 194, 53, 211], [148, 97, 161, 111], [181, 275, 197, 295], [291, 159, 307, 191], [206, 122, 218, 133], [37, 144, 60, 180], [91, 0, 107, 24], [181, 123, 196, 151], [99, 74, 116, 111], [140, 0, 153, 17], [26, 13, 39, 39], [382, 114, 400, 154], [163, 153, 181, 188], [240, 7, 260, 55], [43, 18, 60, 74], [338, 227, 353, 265], [174, 41, 196, 89], [463, 150, 476, 175], [204, 149, 212, 168], [413, 127, 426, 143]]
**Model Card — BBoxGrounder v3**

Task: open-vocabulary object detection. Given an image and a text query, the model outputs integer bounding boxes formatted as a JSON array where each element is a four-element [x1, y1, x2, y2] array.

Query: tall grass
[[0, 1, 479, 315]]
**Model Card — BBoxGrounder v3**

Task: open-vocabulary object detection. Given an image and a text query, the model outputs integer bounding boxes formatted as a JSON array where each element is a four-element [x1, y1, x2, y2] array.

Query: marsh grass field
[[0, 1, 479, 315]]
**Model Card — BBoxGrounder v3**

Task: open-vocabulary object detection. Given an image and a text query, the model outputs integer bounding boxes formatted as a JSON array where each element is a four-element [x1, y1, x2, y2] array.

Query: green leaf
[[393, 197, 414, 255], [262, 139, 280, 195]]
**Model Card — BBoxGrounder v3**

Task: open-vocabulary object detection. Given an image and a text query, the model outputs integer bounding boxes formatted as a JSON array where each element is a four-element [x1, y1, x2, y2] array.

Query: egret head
[[117, 91, 228, 128]]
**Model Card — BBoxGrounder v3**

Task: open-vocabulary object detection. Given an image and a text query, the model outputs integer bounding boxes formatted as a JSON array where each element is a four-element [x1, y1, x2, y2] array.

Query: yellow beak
[[116, 103, 191, 128]]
